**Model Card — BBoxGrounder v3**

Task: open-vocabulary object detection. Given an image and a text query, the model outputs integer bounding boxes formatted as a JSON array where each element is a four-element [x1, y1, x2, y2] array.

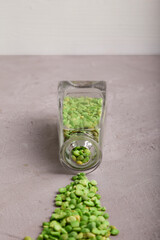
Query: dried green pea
[[24, 237, 32, 240], [59, 187, 66, 193], [111, 228, 119, 236], [63, 97, 103, 143], [71, 146, 91, 165], [24, 173, 119, 240]]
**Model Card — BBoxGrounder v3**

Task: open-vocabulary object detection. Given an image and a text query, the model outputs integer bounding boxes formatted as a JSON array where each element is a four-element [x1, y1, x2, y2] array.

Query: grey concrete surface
[[0, 56, 160, 240]]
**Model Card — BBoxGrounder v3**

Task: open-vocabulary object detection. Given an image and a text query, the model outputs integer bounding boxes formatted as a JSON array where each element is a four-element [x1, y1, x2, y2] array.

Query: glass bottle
[[58, 81, 106, 173]]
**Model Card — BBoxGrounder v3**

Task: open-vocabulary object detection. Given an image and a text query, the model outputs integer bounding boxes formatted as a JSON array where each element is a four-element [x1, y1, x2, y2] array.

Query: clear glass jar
[[58, 81, 106, 173]]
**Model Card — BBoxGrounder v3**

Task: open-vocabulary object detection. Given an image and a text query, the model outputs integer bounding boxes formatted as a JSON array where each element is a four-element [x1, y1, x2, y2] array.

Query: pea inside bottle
[[63, 97, 103, 145]]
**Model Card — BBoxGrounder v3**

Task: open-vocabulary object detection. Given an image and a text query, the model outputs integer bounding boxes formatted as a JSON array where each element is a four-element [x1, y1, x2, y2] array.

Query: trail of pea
[[24, 173, 119, 240]]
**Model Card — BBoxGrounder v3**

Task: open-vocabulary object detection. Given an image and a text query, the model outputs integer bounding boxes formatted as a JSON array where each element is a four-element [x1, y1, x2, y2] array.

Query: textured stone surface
[[0, 56, 160, 240]]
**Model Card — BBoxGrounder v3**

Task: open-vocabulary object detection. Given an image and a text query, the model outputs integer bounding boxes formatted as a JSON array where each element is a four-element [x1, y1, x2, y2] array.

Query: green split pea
[[63, 97, 103, 142], [71, 146, 91, 165], [24, 173, 119, 240]]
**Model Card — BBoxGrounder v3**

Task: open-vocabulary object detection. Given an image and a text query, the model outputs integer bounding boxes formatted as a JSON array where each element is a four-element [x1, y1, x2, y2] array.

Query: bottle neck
[[63, 129, 100, 144]]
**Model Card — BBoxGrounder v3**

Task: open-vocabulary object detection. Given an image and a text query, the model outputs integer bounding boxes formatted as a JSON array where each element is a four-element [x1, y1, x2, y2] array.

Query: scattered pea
[[69, 231, 77, 238], [55, 201, 62, 206], [24, 237, 32, 240], [59, 187, 66, 193], [103, 213, 109, 219], [24, 173, 119, 240], [90, 180, 97, 186], [111, 228, 120, 236]]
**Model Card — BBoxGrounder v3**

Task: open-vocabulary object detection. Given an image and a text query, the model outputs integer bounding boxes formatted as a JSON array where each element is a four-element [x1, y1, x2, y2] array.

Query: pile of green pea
[[71, 146, 91, 165], [24, 173, 119, 240], [62, 97, 102, 143]]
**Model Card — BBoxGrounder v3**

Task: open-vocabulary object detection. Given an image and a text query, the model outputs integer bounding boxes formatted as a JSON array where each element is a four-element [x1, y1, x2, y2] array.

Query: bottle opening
[[60, 134, 102, 172]]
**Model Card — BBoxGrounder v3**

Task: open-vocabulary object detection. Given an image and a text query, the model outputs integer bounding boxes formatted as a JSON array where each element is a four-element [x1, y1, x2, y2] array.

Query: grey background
[[0, 56, 160, 240]]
